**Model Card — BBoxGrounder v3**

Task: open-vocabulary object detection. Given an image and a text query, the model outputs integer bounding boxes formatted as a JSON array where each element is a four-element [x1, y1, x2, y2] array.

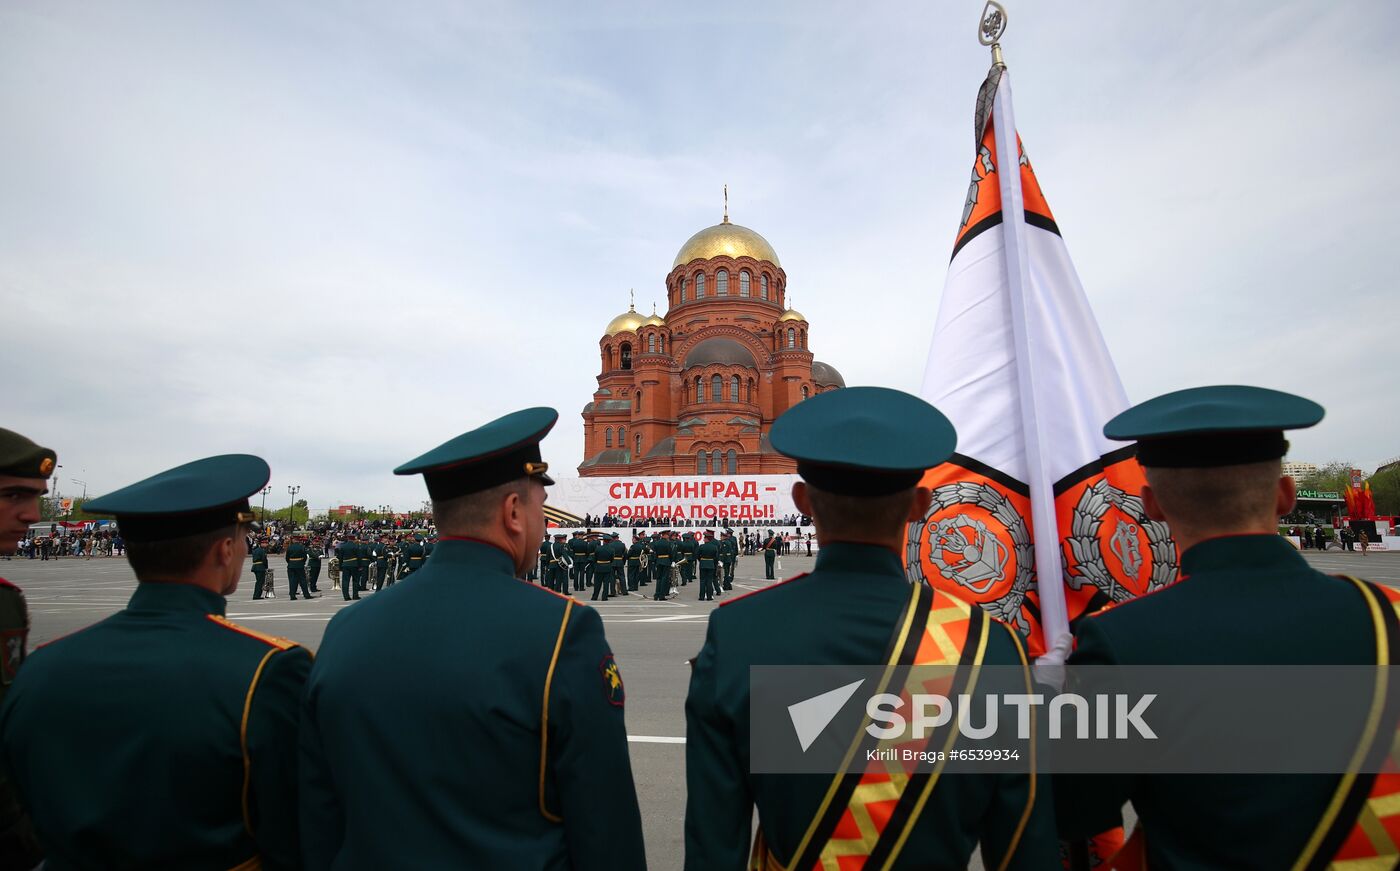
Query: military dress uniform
[[679, 532, 697, 586], [538, 537, 552, 586], [336, 539, 359, 600], [251, 540, 271, 599], [374, 540, 390, 590], [307, 540, 324, 592], [286, 538, 312, 599], [0, 428, 55, 868], [652, 533, 675, 600], [590, 535, 615, 601], [626, 537, 645, 591], [685, 388, 1056, 870], [1053, 385, 1400, 869], [568, 533, 590, 591], [0, 454, 312, 869], [762, 531, 779, 579], [696, 534, 720, 601], [609, 534, 628, 596], [546, 534, 572, 593], [299, 407, 645, 869], [720, 531, 738, 590]]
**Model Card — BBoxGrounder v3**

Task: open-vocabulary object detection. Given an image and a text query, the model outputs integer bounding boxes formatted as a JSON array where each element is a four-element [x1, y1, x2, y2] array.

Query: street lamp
[[287, 484, 301, 527], [260, 485, 272, 520]]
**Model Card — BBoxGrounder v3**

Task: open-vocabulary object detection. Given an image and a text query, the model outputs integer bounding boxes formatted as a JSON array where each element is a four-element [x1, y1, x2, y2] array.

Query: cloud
[[3, 0, 1397, 508]]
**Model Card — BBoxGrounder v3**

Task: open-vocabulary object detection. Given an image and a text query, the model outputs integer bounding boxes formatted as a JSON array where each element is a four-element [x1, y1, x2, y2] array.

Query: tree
[[1371, 467, 1400, 517], [1297, 462, 1353, 494]]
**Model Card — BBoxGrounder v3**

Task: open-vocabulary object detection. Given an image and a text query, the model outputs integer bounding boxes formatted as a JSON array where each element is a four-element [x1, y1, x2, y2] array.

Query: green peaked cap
[[84, 454, 269, 540], [1104, 385, 1324, 468], [770, 386, 956, 496], [396, 407, 558, 499]]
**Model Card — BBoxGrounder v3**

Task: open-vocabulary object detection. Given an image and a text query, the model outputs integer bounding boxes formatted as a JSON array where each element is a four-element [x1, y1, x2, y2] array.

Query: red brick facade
[[579, 219, 844, 477]]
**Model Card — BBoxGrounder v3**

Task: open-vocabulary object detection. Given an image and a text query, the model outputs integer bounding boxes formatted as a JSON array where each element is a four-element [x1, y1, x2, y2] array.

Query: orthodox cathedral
[[579, 206, 845, 477]]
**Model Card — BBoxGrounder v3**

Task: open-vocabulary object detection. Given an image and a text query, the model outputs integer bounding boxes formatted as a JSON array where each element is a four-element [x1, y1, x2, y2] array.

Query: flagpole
[[982, 7, 1073, 661]]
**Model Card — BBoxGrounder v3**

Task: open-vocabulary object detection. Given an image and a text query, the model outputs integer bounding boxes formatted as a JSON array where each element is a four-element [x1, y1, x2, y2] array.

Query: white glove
[[1032, 631, 1073, 691]]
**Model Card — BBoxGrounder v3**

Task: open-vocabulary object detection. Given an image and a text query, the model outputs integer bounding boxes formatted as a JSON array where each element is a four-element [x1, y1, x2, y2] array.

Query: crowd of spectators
[[580, 512, 812, 528]]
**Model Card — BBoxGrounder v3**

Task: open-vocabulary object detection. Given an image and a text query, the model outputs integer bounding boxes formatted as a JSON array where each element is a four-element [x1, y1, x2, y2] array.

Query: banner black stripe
[[1052, 445, 1140, 498], [942, 453, 1029, 498], [947, 209, 1062, 263]]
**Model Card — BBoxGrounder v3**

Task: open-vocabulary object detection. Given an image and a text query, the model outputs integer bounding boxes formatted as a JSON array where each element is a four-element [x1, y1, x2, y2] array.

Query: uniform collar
[[1180, 533, 1305, 576], [431, 536, 517, 575], [127, 581, 227, 616], [814, 541, 905, 577]]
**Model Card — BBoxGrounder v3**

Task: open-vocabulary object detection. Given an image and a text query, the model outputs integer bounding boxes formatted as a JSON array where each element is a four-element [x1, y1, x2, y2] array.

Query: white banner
[[546, 475, 801, 526]]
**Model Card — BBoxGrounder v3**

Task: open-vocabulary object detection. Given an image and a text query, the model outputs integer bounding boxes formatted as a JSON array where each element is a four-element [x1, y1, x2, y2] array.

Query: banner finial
[[978, 1, 1008, 68]]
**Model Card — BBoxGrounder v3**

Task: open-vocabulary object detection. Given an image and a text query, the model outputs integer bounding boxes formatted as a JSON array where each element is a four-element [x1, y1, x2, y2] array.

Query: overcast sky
[[4, 0, 1396, 511]]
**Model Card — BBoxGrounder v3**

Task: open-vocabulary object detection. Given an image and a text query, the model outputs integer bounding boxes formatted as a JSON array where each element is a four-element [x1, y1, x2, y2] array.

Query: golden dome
[[673, 219, 781, 269], [642, 308, 665, 327], [604, 305, 646, 336], [778, 308, 806, 322]]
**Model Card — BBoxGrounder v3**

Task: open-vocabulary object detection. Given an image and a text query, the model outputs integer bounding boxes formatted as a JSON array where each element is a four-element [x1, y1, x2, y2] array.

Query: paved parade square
[[7, 549, 818, 868], [8, 548, 1397, 870]]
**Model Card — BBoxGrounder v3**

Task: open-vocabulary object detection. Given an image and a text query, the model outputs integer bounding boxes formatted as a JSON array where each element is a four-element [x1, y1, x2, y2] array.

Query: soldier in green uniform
[[626, 534, 645, 592], [1, 454, 312, 868], [251, 536, 271, 599], [762, 528, 779, 579], [652, 530, 675, 600], [590, 532, 615, 601], [543, 533, 570, 593], [678, 531, 696, 586], [336, 536, 360, 601], [696, 530, 720, 601], [422, 533, 435, 561], [684, 387, 1055, 870], [307, 537, 324, 593], [720, 529, 738, 591], [608, 533, 628, 597], [374, 536, 391, 591], [300, 407, 645, 869], [285, 534, 313, 599], [536, 535, 551, 586], [567, 531, 590, 591], [0, 427, 55, 868], [1053, 385, 1396, 869]]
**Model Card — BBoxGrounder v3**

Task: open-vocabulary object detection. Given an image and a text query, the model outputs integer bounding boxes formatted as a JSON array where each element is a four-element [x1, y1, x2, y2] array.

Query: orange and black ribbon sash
[[751, 582, 1037, 871]]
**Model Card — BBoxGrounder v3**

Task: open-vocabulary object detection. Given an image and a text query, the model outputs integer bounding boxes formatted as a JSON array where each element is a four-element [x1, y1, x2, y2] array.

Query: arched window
[[604, 344, 612, 369], [635, 389, 642, 411], [696, 376, 706, 403], [605, 427, 613, 448], [618, 426, 625, 448], [647, 333, 656, 354], [711, 449, 723, 475], [620, 342, 632, 370], [695, 272, 706, 299], [730, 375, 740, 402], [761, 274, 769, 300], [659, 335, 665, 354], [711, 374, 723, 403], [747, 378, 755, 402], [787, 327, 796, 349], [739, 270, 750, 297], [801, 329, 807, 349], [716, 269, 728, 296], [727, 449, 737, 475], [697, 451, 708, 475], [683, 379, 690, 404], [635, 433, 642, 456], [802, 385, 810, 401], [681, 277, 688, 301]]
